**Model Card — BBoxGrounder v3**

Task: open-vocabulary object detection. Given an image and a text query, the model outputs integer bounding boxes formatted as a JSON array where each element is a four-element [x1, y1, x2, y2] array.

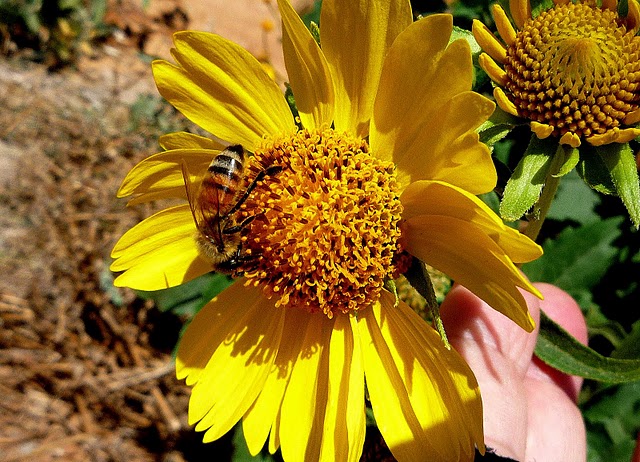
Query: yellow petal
[[509, 0, 531, 29], [530, 121, 554, 139], [623, 108, 640, 125], [158, 131, 225, 151], [478, 53, 507, 87], [261, 312, 366, 462], [320, 0, 412, 137], [280, 311, 333, 461], [403, 214, 537, 331], [176, 284, 285, 442], [472, 19, 507, 64], [277, 0, 334, 130], [153, 31, 296, 150], [242, 307, 310, 456], [357, 293, 483, 461], [559, 131, 582, 148], [117, 149, 215, 202], [587, 127, 640, 146], [318, 314, 365, 462], [491, 4, 517, 46], [494, 86, 519, 116], [401, 180, 543, 263], [111, 204, 211, 290], [371, 16, 495, 193]]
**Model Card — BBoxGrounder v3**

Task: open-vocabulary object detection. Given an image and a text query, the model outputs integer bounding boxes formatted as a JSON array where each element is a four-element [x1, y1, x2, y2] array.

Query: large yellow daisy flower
[[111, 0, 543, 460]]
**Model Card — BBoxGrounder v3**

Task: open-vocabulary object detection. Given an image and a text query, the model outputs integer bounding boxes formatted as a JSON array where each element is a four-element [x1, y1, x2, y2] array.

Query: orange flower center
[[505, 1, 640, 139], [239, 128, 402, 318]]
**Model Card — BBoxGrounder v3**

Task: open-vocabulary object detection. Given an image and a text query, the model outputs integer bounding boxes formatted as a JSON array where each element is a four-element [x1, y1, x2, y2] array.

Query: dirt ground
[[0, 1, 313, 460]]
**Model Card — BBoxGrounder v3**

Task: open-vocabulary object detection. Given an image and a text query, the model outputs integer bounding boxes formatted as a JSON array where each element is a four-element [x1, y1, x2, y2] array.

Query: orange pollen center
[[504, 1, 640, 139], [238, 128, 403, 318]]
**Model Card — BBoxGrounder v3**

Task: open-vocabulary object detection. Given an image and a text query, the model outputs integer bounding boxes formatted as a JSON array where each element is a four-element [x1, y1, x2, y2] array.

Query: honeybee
[[182, 144, 280, 274]]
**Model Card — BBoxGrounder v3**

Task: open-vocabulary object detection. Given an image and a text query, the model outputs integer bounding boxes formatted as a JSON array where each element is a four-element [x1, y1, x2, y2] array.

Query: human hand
[[440, 283, 588, 461]]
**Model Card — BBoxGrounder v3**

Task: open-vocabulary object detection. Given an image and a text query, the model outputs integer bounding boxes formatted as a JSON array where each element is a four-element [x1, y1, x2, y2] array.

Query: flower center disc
[[240, 128, 402, 318], [505, 1, 640, 139]]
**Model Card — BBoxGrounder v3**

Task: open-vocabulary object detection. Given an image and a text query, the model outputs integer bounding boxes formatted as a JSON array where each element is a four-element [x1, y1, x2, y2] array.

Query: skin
[[440, 283, 588, 462]]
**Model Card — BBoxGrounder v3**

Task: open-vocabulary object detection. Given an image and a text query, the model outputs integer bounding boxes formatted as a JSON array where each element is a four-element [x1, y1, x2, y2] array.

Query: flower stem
[[524, 144, 568, 242]]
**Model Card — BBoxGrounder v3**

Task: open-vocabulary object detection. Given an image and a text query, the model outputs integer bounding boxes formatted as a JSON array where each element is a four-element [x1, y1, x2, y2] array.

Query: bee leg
[[217, 244, 260, 275], [222, 215, 256, 235], [225, 165, 284, 217], [234, 250, 263, 274]]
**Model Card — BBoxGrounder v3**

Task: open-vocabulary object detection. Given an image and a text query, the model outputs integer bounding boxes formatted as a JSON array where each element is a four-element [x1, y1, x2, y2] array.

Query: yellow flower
[[111, 0, 543, 460], [474, 0, 640, 148]]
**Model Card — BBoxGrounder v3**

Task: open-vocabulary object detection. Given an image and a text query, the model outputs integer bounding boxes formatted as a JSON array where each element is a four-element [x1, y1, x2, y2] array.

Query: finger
[[526, 283, 588, 402], [440, 283, 541, 371], [524, 283, 587, 461], [524, 377, 587, 462], [440, 284, 542, 461]]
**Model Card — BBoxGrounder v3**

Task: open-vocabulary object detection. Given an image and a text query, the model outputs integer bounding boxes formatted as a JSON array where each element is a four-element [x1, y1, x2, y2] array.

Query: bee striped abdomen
[[205, 145, 245, 212]]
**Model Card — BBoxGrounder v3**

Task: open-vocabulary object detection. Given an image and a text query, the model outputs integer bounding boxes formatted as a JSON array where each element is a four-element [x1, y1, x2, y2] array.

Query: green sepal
[[309, 21, 321, 47], [553, 146, 580, 177], [404, 258, 451, 349], [536, 311, 640, 383], [596, 143, 640, 229], [619, 0, 629, 17], [576, 144, 617, 195], [284, 83, 303, 130], [478, 106, 521, 148], [530, 0, 555, 18], [384, 278, 400, 307], [500, 134, 557, 221]]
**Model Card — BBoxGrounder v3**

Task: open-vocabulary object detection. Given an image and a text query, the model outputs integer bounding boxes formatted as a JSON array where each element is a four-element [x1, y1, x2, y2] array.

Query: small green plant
[[0, 0, 109, 67]]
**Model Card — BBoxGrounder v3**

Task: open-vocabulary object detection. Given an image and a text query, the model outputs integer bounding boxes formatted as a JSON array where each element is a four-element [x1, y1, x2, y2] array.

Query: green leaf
[[547, 170, 601, 224], [535, 312, 640, 382], [583, 380, 640, 462], [136, 272, 233, 318], [232, 423, 278, 462], [596, 143, 640, 228], [554, 146, 580, 177], [500, 134, 557, 221], [584, 381, 640, 429], [577, 145, 617, 195], [612, 320, 640, 359], [584, 302, 629, 350], [478, 106, 520, 147], [450, 25, 481, 55], [90, 0, 107, 24], [479, 190, 501, 216], [522, 217, 623, 299]]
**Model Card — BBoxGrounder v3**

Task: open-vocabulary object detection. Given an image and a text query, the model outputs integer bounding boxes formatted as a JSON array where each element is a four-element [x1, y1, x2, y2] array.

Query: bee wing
[[181, 161, 207, 234], [181, 160, 222, 242]]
